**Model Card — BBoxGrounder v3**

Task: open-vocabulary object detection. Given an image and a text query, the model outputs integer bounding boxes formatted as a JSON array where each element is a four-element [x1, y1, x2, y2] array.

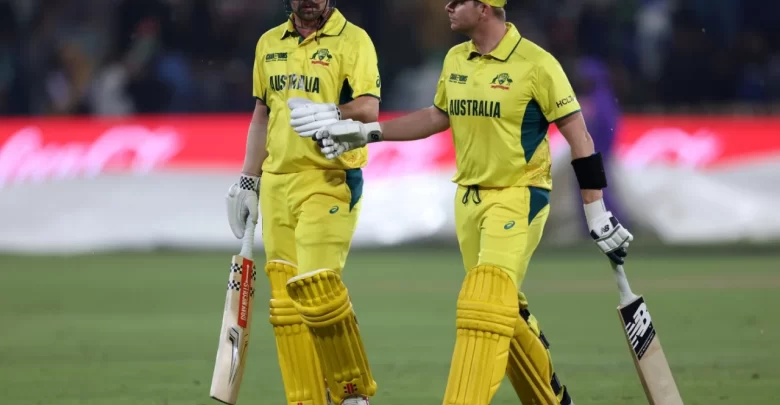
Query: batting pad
[[266, 261, 329, 405], [287, 269, 377, 403], [506, 309, 571, 405], [443, 264, 519, 405]]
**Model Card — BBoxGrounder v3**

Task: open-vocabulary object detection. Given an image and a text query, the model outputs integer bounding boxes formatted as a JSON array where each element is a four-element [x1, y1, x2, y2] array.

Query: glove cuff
[[583, 198, 608, 224], [364, 122, 383, 143], [238, 174, 260, 192]]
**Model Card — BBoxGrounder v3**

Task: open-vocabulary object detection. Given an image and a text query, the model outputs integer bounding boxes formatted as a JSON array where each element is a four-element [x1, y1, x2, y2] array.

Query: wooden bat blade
[[210, 255, 256, 405], [618, 296, 683, 405]]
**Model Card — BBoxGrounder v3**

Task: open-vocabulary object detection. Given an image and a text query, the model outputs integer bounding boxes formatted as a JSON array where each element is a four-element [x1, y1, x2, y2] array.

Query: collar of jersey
[[467, 23, 522, 62], [282, 8, 348, 41]]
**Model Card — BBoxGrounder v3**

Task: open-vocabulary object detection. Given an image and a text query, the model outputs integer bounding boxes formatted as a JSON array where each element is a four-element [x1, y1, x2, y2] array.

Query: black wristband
[[571, 152, 608, 189]]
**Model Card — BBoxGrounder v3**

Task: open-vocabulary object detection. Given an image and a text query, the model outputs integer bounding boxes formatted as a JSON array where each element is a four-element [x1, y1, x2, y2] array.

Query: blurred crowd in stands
[[1, 0, 778, 116]]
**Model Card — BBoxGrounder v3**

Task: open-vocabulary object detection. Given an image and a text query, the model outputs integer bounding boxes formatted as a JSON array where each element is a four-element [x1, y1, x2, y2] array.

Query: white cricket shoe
[[340, 395, 369, 405]]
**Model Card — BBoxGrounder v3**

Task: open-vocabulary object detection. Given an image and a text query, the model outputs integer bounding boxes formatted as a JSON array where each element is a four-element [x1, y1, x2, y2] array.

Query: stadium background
[[0, 0, 778, 404]]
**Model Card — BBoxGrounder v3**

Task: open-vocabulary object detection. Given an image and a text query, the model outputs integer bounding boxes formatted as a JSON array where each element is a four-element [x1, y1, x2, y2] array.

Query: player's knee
[[265, 260, 302, 326], [457, 264, 519, 337], [286, 269, 352, 328], [476, 260, 521, 288], [265, 260, 298, 283]]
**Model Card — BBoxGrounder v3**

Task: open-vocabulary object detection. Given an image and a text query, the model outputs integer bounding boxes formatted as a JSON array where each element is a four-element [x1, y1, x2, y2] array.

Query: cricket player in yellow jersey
[[225, 1, 382, 405], [296, 1, 634, 404]]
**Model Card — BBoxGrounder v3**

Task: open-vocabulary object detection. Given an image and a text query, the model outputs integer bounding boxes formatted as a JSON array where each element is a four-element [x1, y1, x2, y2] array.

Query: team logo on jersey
[[448, 74, 468, 84], [490, 73, 513, 90], [311, 49, 333, 66], [265, 52, 288, 62]]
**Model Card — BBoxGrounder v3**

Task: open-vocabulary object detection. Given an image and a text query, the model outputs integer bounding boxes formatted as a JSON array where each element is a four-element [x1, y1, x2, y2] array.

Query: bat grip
[[239, 216, 256, 259], [612, 263, 639, 306]]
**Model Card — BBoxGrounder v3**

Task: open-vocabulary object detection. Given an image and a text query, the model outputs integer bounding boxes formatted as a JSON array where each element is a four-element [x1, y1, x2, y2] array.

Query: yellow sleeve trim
[[353, 93, 381, 101], [550, 108, 581, 123]]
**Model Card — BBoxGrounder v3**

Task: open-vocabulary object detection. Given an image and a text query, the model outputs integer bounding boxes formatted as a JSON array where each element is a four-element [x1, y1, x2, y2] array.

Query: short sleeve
[[534, 54, 581, 122], [433, 63, 449, 114], [252, 38, 266, 101], [345, 31, 381, 100]]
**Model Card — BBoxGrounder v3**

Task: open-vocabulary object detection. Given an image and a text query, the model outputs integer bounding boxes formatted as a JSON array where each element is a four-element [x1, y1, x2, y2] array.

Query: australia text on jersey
[[449, 99, 502, 118], [269, 73, 321, 94]]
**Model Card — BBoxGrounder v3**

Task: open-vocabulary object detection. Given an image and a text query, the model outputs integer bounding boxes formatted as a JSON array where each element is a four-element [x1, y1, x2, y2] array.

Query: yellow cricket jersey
[[434, 23, 581, 190], [253, 9, 381, 174]]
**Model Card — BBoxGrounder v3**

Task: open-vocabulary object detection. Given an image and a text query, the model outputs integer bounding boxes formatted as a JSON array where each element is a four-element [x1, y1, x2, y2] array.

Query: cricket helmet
[[480, 0, 507, 6]]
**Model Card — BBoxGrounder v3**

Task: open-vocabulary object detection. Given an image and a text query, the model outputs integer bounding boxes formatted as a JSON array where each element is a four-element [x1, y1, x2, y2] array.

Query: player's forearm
[[379, 107, 450, 141], [241, 102, 269, 176], [339, 96, 380, 123], [556, 112, 603, 204], [567, 129, 595, 160]]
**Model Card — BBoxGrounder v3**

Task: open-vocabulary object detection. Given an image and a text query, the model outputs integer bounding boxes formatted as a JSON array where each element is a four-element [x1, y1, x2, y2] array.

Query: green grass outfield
[[0, 247, 778, 405]]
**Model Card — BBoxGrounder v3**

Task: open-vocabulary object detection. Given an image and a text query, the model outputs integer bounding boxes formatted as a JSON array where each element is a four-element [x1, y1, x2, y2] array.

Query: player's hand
[[225, 174, 260, 239], [314, 120, 383, 159], [584, 199, 633, 264], [288, 97, 341, 137]]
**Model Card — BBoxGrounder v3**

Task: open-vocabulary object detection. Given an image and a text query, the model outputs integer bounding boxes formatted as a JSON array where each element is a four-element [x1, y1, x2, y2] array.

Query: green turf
[[0, 248, 778, 405]]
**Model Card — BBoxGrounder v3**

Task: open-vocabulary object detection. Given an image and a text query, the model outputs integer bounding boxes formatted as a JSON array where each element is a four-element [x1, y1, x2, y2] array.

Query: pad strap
[[571, 152, 607, 189]]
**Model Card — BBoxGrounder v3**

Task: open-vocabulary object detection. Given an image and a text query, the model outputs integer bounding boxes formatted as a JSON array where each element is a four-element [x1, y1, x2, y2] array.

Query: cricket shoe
[[340, 395, 369, 405]]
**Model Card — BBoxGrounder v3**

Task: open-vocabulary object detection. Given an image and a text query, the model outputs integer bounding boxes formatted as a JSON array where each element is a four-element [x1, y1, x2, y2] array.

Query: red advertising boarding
[[612, 116, 780, 169], [0, 114, 778, 187]]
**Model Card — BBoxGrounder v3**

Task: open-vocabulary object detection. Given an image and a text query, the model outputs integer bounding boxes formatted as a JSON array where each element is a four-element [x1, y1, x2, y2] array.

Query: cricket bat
[[210, 218, 257, 405], [611, 263, 683, 405]]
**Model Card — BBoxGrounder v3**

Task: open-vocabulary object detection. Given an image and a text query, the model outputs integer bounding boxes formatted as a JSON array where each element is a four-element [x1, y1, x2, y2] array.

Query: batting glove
[[584, 199, 634, 265], [226, 174, 260, 239], [314, 120, 383, 159], [288, 97, 342, 137]]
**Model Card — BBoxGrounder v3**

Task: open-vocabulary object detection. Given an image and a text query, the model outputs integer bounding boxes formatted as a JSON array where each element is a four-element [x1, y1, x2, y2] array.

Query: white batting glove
[[226, 174, 260, 239], [584, 199, 634, 265], [314, 120, 383, 159], [288, 97, 342, 137]]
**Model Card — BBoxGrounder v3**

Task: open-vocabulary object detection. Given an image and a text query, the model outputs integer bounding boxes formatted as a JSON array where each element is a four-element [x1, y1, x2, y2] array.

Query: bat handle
[[611, 263, 639, 306], [239, 216, 256, 259]]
